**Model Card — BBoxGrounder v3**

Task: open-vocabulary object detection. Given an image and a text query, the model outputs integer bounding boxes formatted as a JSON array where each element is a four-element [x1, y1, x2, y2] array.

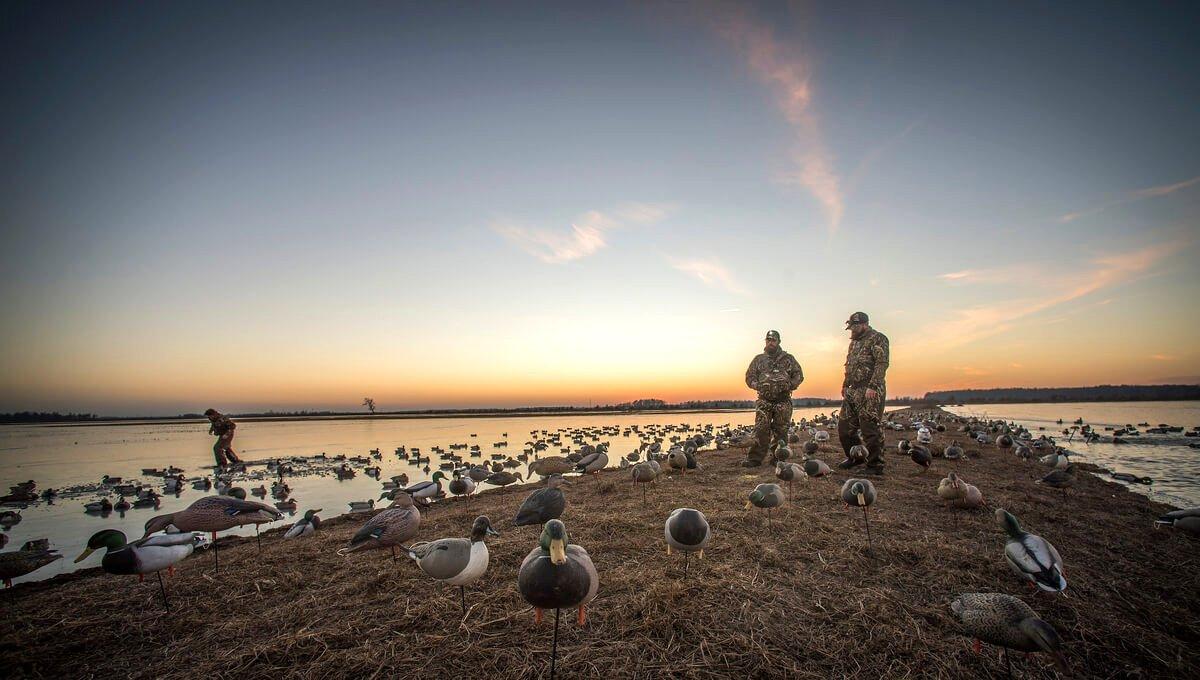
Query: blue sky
[[1, 2, 1197, 415]]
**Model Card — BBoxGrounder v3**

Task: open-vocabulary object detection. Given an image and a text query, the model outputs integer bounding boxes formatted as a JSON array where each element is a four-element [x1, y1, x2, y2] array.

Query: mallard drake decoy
[[575, 450, 608, 475], [75, 529, 200, 609], [746, 483, 786, 529], [664, 508, 710, 573], [142, 496, 282, 573], [404, 471, 447, 504], [284, 508, 322, 538], [802, 457, 831, 478], [841, 478, 877, 551], [405, 515, 499, 615], [514, 475, 568, 527], [448, 471, 476, 499], [771, 442, 791, 462], [518, 519, 599, 634], [1155, 507, 1200, 535], [950, 592, 1067, 673], [910, 444, 932, 471], [996, 509, 1066, 593], [348, 499, 375, 512], [339, 492, 421, 561], [484, 470, 524, 488], [0, 539, 61, 587], [774, 461, 805, 494]]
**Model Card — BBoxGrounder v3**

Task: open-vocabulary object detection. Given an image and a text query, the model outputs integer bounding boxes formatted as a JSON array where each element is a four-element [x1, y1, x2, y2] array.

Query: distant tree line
[[0, 411, 100, 423], [924, 384, 1200, 404]]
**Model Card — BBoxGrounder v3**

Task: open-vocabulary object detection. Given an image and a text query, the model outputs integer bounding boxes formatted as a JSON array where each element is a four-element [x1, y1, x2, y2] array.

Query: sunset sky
[[2, 2, 1198, 416]]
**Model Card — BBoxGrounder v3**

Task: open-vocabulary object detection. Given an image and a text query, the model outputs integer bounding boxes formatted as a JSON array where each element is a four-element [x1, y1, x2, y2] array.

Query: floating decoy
[[75, 529, 200, 609], [517, 519, 599, 678], [340, 492, 421, 561], [275, 498, 298, 512], [114, 497, 131, 512], [515, 475, 568, 527], [802, 458, 832, 478], [775, 462, 805, 494], [841, 478, 877, 551], [950, 592, 1067, 673], [0, 539, 61, 587], [284, 508, 322, 538], [349, 499, 375, 512], [1155, 508, 1200, 536], [84, 498, 113, 513], [405, 515, 499, 615], [746, 483, 786, 529], [664, 508, 710, 573], [143, 496, 282, 574], [997, 509, 1066, 593]]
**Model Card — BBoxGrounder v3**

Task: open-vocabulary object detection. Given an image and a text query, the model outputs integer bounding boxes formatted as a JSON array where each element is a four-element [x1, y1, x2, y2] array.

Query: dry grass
[[1, 408, 1198, 679]]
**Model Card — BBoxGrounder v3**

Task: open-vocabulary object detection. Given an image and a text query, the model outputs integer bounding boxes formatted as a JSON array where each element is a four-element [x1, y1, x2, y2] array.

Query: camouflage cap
[[844, 312, 869, 328], [765, 330, 781, 341]]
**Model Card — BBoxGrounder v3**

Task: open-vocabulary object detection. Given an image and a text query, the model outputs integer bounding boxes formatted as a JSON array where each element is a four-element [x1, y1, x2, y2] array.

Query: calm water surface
[[945, 401, 1200, 508]]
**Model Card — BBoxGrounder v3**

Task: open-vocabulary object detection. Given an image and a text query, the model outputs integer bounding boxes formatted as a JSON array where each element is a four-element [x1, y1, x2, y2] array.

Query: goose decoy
[[448, 471, 476, 500], [802, 457, 832, 478], [664, 508, 710, 573], [575, 450, 609, 475], [1155, 507, 1200, 536], [404, 471, 447, 505], [142, 496, 282, 574], [0, 539, 62, 587], [774, 461, 805, 494], [404, 515, 499, 615], [746, 483, 786, 529], [484, 470, 524, 488], [284, 509, 322, 539], [841, 478, 877, 551], [910, 445, 932, 472], [950, 592, 1067, 673], [517, 519, 599, 678], [514, 475, 568, 527], [340, 492, 421, 561], [75, 529, 200, 610], [997, 509, 1066, 593]]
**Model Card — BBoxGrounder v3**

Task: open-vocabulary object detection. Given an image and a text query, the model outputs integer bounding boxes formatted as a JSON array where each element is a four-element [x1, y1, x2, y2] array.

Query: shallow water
[[0, 407, 855, 584], [944, 401, 1200, 508]]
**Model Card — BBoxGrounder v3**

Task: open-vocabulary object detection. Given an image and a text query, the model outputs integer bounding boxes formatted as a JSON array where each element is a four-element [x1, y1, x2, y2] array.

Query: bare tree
[[362, 397, 376, 415]]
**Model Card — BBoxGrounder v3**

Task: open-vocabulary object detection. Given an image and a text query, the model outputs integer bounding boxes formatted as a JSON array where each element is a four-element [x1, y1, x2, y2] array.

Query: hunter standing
[[205, 408, 242, 468], [742, 330, 804, 467], [838, 312, 890, 474]]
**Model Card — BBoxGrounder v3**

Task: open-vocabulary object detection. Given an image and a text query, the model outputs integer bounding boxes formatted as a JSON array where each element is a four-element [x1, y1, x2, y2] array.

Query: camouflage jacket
[[745, 350, 804, 403], [209, 415, 236, 437], [843, 328, 889, 392]]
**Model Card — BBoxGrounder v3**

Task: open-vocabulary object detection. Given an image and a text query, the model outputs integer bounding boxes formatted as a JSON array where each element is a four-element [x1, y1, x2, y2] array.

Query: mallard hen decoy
[[0, 539, 61, 587], [950, 592, 1067, 672], [514, 475, 568, 527], [142, 495, 281, 574]]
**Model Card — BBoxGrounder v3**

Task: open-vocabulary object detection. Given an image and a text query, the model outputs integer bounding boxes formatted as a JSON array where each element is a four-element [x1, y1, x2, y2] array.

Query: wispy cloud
[[493, 204, 669, 264], [1149, 354, 1176, 361], [668, 257, 751, 295], [710, 7, 844, 234], [924, 240, 1185, 348], [1058, 175, 1200, 223]]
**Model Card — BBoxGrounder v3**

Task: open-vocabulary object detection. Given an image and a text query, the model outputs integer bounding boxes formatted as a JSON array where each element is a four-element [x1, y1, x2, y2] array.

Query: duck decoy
[[514, 475, 568, 527], [841, 478, 877, 552], [746, 483, 786, 529], [404, 515, 499, 615], [75, 529, 200, 610], [949, 481, 985, 510], [142, 496, 282, 574], [1038, 465, 1076, 496], [284, 509, 322, 538], [802, 457, 831, 478], [484, 470, 524, 488], [0, 539, 61, 587], [943, 441, 963, 460], [528, 457, 574, 479], [666, 448, 689, 473], [448, 471, 476, 500], [664, 508, 710, 573], [910, 444, 932, 472], [276, 498, 298, 512], [774, 461, 805, 494], [997, 509, 1066, 593], [114, 497, 131, 512], [630, 462, 657, 503], [950, 592, 1067, 674], [403, 471, 447, 505], [575, 450, 609, 475], [517, 519, 599, 679], [339, 492, 421, 561], [803, 440, 819, 455], [1155, 507, 1200, 536], [84, 498, 113, 513], [348, 499, 375, 512], [937, 472, 966, 503]]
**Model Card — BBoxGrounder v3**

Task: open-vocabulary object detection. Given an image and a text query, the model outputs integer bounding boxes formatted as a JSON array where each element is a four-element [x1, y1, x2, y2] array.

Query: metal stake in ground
[[550, 607, 562, 680], [156, 570, 170, 610]]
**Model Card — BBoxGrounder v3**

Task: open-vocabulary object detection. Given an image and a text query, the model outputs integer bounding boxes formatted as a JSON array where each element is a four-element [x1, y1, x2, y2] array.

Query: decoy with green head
[[746, 483, 786, 529], [75, 529, 200, 609]]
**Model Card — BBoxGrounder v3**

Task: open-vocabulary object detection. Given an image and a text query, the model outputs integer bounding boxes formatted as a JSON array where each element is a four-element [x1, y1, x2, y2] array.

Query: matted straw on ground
[[2, 408, 1198, 678]]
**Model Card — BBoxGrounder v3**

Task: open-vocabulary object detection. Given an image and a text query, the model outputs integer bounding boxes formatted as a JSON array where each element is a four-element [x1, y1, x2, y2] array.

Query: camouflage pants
[[749, 398, 792, 463], [838, 388, 885, 466], [213, 433, 241, 467]]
